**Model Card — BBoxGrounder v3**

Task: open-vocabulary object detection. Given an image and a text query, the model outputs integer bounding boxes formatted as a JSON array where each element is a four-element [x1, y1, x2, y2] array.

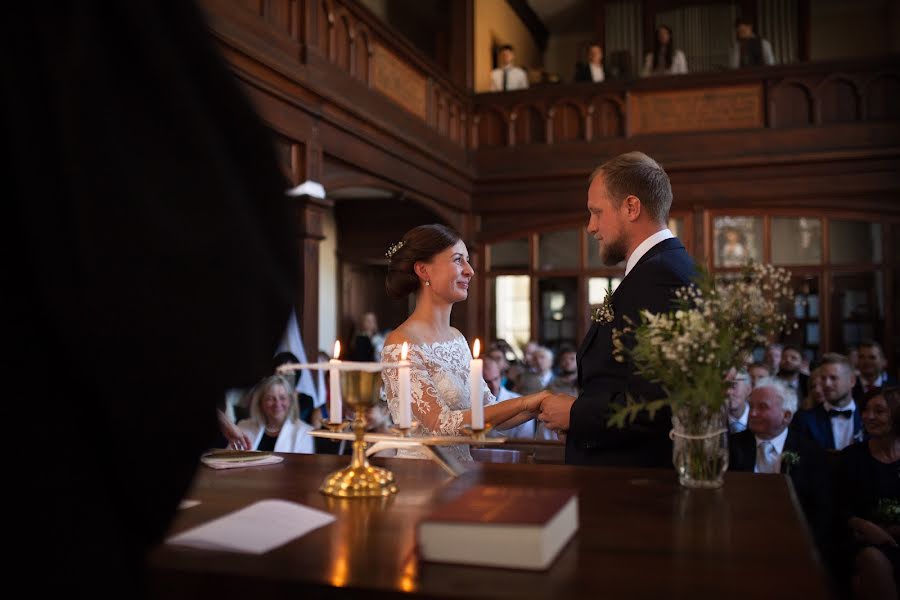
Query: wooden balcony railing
[[470, 57, 900, 149]]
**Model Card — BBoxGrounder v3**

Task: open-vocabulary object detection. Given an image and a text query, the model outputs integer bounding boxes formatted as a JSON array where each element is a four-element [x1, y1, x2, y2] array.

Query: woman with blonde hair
[[237, 375, 314, 453]]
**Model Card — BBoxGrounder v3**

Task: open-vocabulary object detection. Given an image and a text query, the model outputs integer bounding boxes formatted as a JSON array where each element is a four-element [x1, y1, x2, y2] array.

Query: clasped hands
[[522, 390, 576, 434]]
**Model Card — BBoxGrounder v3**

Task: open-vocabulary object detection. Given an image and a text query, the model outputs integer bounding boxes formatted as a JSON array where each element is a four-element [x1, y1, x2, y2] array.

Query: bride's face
[[423, 240, 474, 303]]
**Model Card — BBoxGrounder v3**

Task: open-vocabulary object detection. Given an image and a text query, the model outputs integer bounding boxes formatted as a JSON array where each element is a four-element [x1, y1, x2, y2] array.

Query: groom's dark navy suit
[[567, 237, 696, 467]]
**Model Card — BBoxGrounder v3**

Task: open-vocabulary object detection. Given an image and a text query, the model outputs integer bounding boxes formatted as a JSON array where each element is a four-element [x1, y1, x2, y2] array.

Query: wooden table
[[149, 454, 833, 599]]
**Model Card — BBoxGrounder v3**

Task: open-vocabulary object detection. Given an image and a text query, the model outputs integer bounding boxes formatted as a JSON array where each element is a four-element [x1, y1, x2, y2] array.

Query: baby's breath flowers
[[609, 261, 795, 427]]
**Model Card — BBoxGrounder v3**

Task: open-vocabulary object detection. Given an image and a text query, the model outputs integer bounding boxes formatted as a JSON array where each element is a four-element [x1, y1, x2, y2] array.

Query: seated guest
[[547, 347, 579, 396], [853, 340, 898, 404], [748, 360, 772, 388], [764, 342, 783, 376], [802, 367, 825, 411], [793, 353, 863, 451], [574, 43, 606, 83], [836, 388, 900, 600], [726, 368, 752, 433], [487, 344, 511, 388], [238, 375, 314, 453], [484, 357, 535, 439], [641, 25, 688, 77], [729, 17, 775, 68], [517, 346, 554, 394], [348, 311, 385, 362], [490, 44, 528, 91], [272, 351, 319, 426], [777, 344, 809, 400], [729, 377, 833, 557]]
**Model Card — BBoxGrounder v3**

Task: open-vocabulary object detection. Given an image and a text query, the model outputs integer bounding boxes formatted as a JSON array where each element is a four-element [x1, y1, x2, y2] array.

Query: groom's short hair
[[590, 151, 672, 224]]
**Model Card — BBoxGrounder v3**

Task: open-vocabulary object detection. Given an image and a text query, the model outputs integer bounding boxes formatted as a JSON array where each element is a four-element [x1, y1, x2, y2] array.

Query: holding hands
[[520, 391, 576, 433]]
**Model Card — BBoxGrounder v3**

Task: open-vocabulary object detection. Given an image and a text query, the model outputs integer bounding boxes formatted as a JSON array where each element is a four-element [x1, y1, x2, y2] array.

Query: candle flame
[[401, 341, 409, 361], [333, 340, 341, 360], [473, 338, 480, 359]]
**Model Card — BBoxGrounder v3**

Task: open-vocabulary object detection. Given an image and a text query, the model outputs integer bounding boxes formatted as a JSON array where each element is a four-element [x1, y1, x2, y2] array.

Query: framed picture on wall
[[713, 216, 762, 268]]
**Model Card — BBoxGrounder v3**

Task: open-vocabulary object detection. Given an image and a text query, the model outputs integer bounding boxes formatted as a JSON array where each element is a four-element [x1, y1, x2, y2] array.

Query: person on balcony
[[490, 44, 528, 91], [641, 25, 688, 77], [574, 43, 606, 83], [730, 17, 775, 68]]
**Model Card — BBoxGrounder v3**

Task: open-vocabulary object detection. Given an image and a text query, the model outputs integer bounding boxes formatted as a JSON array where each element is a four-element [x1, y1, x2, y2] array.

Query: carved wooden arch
[[768, 79, 814, 128], [588, 94, 626, 139], [472, 105, 511, 149], [331, 7, 355, 74], [353, 23, 375, 86], [320, 0, 335, 61], [861, 72, 900, 121], [813, 74, 862, 124], [509, 102, 548, 146], [547, 98, 589, 143]]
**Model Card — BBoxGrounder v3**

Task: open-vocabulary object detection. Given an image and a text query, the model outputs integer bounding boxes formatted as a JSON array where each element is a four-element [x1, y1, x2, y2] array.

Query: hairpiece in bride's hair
[[385, 241, 405, 261]]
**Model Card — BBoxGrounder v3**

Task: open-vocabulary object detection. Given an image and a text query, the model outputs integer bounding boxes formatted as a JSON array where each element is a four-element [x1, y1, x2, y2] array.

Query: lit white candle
[[398, 342, 411, 428], [470, 338, 484, 430], [329, 340, 342, 424]]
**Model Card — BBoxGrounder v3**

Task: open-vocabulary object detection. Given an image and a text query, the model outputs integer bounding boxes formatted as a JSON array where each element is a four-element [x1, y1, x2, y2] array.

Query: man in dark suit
[[729, 378, 833, 559], [777, 344, 809, 401], [574, 43, 607, 83], [852, 340, 899, 404], [536, 152, 696, 466], [793, 353, 864, 450]]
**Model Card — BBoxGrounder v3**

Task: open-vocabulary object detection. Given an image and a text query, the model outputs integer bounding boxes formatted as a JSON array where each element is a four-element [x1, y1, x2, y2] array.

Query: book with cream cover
[[417, 485, 578, 570]]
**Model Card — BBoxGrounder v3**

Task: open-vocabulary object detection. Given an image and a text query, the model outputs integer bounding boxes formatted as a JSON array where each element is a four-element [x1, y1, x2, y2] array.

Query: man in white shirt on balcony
[[490, 44, 528, 91]]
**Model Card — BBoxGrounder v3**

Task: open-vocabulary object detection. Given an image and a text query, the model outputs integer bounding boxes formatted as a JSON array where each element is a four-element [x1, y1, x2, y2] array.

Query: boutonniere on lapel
[[781, 451, 800, 475], [591, 291, 615, 324]]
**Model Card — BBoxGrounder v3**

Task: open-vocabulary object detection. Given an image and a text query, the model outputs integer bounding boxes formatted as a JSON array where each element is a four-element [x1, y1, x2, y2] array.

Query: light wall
[[474, 0, 542, 92], [810, 0, 893, 60], [318, 207, 338, 355], [544, 31, 595, 84]]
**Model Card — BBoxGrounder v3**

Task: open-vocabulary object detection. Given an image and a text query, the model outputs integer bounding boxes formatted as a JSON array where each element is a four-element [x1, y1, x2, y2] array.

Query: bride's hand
[[522, 390, 547, 414]]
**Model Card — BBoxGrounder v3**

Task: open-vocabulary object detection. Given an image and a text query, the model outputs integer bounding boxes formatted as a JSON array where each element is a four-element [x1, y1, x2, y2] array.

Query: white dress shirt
[[490, 66, 528, 91], [624, 228, 675, 277], [589, 63, 605, 82], [823, 398, 858, 450], [754, 426, 789, 473]]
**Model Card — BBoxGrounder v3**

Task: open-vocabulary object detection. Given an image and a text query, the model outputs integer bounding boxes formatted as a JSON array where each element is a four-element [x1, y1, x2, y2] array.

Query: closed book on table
[[417, 485, 578, 570]]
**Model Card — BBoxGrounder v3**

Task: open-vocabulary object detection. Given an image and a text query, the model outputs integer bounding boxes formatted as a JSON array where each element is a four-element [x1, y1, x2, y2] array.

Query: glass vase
[[671, 405, 729, 489]]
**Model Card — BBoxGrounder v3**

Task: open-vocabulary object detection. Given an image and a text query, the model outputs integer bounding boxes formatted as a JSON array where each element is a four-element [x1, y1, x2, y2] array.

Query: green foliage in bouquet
[[609, 262, 795, 428]]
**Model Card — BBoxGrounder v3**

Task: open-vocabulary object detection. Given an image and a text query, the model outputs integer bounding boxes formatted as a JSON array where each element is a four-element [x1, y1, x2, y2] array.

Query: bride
[[381, 224, 544, 461]]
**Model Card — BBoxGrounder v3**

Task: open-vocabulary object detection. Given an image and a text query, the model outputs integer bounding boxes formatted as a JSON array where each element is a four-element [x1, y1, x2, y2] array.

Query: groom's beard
[[601, 235, 627, 266]]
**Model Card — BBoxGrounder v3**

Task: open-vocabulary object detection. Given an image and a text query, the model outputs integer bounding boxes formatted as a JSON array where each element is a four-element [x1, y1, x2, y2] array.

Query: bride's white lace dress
[[381, 336, 495, 462]]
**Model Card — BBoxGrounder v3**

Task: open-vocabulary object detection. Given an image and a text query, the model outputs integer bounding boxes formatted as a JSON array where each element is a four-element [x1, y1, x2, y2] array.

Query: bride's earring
[[424, 281, 431, 287]]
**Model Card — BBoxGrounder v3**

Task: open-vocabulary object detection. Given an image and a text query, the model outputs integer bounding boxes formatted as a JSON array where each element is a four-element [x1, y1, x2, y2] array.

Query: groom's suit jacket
[[567, 237, 696, 467]]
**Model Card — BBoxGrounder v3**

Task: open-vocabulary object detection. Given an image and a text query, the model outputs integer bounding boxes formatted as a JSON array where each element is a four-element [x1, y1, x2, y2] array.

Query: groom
[[537, 152, 696, 467]]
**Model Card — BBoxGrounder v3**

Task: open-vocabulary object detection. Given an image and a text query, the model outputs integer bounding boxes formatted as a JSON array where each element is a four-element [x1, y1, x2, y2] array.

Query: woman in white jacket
[[238, 375, 314, 453]]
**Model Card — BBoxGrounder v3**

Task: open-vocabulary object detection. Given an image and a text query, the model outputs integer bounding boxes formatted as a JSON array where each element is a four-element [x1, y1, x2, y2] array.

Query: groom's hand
[[538, 393, 575, 432], [522, 390, 548, 414]]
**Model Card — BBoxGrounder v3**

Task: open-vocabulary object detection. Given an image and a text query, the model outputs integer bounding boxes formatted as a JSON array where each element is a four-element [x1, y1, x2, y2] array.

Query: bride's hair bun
[[385, 224, 461, 299]]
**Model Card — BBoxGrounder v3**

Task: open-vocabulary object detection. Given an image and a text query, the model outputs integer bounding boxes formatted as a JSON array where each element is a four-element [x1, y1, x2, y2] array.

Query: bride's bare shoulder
[[384, 321, 428, 347]]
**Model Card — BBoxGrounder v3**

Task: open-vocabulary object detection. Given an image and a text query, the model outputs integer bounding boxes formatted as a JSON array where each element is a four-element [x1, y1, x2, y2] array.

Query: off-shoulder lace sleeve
[[382, 343, 492, 436]]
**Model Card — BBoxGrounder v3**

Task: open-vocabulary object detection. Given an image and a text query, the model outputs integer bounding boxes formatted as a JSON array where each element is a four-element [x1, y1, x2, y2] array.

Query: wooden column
[[292, 193, 331, 362], [448, 0, 474, 90]]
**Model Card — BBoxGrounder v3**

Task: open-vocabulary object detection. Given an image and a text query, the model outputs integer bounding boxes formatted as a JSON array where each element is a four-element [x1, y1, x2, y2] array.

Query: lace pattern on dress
[[382, 336, 495, 462]]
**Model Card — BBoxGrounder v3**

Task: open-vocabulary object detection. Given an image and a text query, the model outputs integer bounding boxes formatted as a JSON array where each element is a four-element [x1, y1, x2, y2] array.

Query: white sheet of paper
[[167, 499, 335, 554], [178, 499, 201, 510]]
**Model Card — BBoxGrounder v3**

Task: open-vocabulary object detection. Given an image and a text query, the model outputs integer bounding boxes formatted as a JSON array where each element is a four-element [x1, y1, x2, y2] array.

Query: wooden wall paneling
[[816, 75, 860, 125], [549, 101, 585, 144], [769, 80, 813, 129], [513, 104, 546, 145], [262, 0, 294, 37], [319, 0, 333, 58], [864, 73, 900, 121], [333, 10, 351, 73], [354, 26, 372, 85], [475, 107, 508, 149]]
